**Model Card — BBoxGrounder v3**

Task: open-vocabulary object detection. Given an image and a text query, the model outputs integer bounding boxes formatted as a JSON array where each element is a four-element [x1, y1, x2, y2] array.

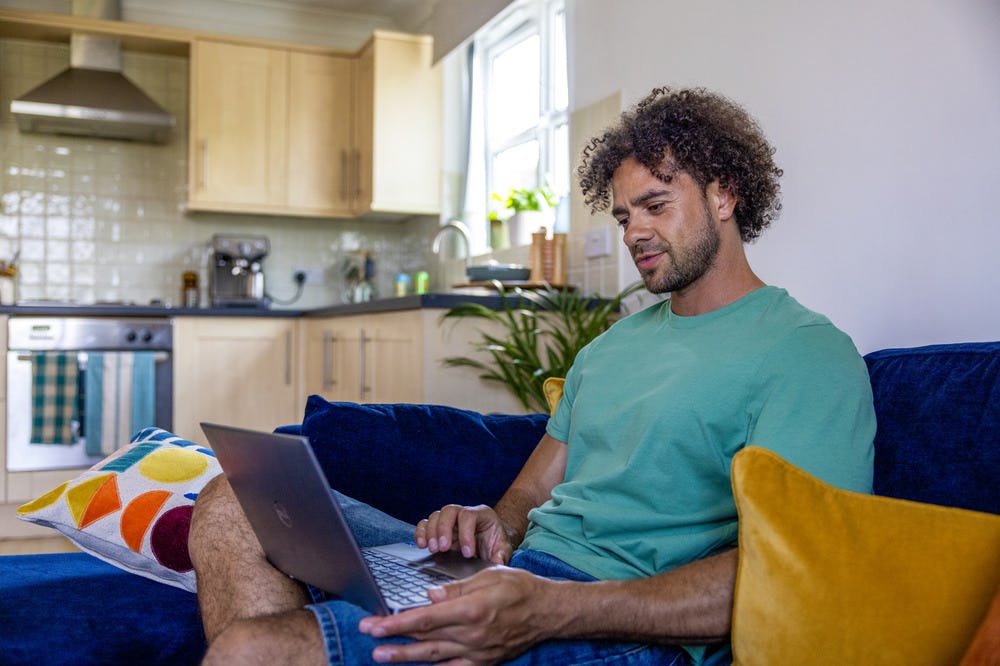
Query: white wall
[[569, 0, 1000, 353]]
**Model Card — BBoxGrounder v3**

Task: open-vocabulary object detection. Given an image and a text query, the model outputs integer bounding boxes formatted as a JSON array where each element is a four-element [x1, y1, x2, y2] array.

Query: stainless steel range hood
[[10, 0, 175, 144]]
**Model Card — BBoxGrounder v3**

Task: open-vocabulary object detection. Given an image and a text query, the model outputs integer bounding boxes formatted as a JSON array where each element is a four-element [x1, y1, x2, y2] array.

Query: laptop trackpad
[[372, 542, 496, 579]]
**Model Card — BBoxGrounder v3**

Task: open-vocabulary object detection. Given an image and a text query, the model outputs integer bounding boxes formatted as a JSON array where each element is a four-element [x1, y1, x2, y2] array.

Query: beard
[[633, 201, 722, 295]]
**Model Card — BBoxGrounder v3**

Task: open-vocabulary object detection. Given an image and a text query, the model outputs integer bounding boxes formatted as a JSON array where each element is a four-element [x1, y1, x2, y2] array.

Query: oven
[[6, 317, 173, 472]]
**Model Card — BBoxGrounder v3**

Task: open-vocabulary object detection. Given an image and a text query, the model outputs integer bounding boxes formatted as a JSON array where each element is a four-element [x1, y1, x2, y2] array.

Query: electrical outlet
[[584, 227, 613, 259], [294, 266, 324, 286]]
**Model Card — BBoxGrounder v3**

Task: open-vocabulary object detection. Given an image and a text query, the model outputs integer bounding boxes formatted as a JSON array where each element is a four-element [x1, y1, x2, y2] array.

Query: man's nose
[[622, 212, 653, 249]]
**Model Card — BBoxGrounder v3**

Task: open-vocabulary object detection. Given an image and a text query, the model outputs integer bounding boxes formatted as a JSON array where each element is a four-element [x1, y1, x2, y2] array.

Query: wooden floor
[[0, 536, 79, 555]]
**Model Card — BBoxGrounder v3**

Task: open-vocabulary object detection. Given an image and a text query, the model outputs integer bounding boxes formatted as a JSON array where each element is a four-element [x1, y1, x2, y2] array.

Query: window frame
[[472, 0, 568, 250]]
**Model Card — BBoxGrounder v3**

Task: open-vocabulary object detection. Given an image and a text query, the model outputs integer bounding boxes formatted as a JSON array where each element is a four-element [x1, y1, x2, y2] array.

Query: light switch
[[584, 228, 613, 259]]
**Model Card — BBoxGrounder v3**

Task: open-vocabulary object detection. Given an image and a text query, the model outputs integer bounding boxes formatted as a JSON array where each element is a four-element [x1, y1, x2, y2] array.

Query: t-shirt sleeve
[[746, 324, 876, 493]]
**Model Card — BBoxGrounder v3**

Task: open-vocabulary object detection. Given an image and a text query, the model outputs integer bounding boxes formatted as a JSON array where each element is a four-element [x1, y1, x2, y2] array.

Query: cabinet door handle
[[284, 330, 292, 386], [322, 332, 336, 390], [198, 140, 208, 190], [353, 150, 361, 199], [359, 328, 372, 400], [341, 149, 349, 202]]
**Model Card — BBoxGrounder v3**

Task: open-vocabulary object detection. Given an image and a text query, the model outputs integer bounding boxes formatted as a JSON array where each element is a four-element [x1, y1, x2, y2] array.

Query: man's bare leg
[[189, 474, 326, 664]]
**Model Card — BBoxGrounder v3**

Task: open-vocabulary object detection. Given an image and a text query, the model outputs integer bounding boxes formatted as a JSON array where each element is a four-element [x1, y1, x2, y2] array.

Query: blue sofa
[[0, 341, 997, 665]]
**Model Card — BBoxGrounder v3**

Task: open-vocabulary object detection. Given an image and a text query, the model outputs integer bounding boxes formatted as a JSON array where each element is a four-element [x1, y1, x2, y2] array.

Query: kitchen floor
[[0, 536, 78, 555]]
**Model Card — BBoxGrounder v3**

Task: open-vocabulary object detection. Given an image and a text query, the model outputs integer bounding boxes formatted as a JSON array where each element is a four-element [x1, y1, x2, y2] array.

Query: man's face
[[610, 157, 721, 295]]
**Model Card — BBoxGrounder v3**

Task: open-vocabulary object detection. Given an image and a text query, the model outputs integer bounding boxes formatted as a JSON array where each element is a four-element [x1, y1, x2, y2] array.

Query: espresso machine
[[209, 234, 270, 308]]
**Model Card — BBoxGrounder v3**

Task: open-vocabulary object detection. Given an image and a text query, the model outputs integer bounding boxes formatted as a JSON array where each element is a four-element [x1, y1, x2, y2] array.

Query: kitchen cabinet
[[188, 39, 354, 217], [172, 317, 300, 442], [286, 50, 354, 215], [350, 31, 442, 217], [303, 310, 525, 414], [304, 311, 422, 404]]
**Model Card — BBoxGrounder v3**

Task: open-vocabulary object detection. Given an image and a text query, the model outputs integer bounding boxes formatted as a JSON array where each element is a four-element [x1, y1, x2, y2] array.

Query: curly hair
[[577, 87, 783, 243]]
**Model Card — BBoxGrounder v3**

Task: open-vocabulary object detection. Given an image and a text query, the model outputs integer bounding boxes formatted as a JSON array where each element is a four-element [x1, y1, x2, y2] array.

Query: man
[[189, 87, 876, 665]]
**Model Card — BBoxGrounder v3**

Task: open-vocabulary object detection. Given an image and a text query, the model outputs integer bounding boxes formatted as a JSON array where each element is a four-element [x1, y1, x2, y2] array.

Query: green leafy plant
[[488, 185, 557, 221], [441, 281, 644, 413]]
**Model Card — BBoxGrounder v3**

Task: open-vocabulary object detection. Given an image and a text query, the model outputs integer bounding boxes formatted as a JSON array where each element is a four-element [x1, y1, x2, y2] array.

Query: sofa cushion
[[731, 446, 1000, 666], [298, 395, 549, 524], [865, 341, 1000, 513], [15, 428, 221, 592]]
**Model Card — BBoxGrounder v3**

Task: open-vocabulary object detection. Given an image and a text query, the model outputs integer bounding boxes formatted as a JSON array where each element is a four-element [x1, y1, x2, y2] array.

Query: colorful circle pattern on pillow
[[16, 428, 222, 592]]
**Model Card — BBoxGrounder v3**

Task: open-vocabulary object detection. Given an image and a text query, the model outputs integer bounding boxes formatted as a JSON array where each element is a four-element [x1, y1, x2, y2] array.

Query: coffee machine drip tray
[[210, 234, 270, 308], [212, 297, 272, 309]]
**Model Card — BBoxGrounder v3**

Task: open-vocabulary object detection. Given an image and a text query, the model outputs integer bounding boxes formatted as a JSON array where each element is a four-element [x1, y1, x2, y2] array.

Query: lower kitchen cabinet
[[173, 317, 300, 442], [303, 311, 421, 404], [304, 310, 526, 414]]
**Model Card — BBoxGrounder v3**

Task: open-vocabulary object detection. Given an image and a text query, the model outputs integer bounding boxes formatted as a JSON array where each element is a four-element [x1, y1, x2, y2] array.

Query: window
[[464, 0, 568, 251]]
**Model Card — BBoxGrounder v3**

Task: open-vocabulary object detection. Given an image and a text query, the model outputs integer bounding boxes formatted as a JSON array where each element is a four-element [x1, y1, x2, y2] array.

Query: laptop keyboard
[[363, 548, 453, 607]]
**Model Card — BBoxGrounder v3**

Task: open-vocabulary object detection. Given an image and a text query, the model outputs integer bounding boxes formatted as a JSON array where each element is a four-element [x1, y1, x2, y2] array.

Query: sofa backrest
[[864, 341, 1000, 514]]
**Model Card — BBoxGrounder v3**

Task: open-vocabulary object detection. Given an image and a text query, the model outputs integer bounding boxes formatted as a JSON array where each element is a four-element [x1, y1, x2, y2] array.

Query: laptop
[[200, 422, 495, 615]]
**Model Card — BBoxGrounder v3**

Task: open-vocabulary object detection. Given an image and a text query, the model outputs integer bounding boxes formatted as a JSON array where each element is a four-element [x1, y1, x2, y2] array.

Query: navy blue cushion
[[865, 341, 1000, 514], [298, 395, 549, 525], [0, 552, 205, 665]]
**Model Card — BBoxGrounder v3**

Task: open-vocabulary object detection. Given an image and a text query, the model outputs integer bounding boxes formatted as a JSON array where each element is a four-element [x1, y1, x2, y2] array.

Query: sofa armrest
[[290, 396, 548, 524]]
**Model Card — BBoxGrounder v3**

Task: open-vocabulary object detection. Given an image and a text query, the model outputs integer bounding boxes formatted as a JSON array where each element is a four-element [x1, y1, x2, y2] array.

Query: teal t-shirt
[[521, 286, 875, 582]]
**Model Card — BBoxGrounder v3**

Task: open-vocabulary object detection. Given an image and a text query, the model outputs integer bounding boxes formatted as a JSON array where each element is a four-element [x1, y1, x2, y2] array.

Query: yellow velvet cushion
[[731, 446, 1000, 666], [542, 377, 565, 416]]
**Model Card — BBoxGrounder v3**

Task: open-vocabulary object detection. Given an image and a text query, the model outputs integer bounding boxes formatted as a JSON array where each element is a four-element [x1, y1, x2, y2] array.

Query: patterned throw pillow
[[16, 428, 221, 592]]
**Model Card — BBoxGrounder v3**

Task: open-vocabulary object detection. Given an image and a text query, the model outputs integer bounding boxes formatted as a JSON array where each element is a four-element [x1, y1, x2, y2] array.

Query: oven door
[[6, 350, 172, 472]]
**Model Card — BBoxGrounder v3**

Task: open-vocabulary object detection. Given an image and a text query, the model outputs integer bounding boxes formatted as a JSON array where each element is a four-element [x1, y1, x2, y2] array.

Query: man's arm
[[359, 546, 737, 664], [415, 433, 567, 563]]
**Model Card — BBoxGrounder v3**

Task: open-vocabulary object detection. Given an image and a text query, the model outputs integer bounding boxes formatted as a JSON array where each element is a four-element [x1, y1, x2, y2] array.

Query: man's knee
[[202, 612, 326, 666]]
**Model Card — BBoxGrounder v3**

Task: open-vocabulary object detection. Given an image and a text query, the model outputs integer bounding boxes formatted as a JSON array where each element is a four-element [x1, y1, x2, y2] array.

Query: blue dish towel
[[84, 352, 157, 456], [30, 352, 80, 445]]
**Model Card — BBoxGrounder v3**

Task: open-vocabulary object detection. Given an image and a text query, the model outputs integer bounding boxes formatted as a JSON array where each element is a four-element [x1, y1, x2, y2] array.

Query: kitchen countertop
[[0, 292, 510, 318]]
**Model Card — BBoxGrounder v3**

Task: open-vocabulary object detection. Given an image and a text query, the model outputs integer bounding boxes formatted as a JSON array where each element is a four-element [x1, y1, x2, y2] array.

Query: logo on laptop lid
[[273, 501, 293, 528]]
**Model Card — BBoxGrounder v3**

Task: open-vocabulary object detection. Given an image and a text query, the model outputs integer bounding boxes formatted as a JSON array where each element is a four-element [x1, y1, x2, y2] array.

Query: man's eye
[[647, 202, 665, 213], [616, 217, 628, 228]]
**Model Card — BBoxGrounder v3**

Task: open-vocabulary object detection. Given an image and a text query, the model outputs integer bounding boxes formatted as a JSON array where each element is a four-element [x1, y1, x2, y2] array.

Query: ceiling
[[237, 0, 435, 31]]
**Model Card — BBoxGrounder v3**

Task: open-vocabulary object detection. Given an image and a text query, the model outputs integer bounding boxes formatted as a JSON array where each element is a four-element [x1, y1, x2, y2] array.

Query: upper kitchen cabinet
[[350, 31, 442, 217], [188, 39, 354, 217]]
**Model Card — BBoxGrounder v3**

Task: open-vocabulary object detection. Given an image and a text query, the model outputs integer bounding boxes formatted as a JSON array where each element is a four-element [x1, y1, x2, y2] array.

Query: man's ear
[[708, 179, 737, 222]]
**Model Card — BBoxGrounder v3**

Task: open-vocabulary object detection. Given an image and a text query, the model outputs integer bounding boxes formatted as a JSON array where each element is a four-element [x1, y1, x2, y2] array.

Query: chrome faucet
[[431, 220, 472, 266]]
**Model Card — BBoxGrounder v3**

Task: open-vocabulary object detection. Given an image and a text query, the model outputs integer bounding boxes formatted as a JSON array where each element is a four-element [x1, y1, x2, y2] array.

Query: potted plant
[[440, 281, 643, 413], [489, 184, 558, 247]]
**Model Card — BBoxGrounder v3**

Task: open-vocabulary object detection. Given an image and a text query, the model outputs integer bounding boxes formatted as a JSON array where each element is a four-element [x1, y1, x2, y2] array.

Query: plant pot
[[507, 210, 553, 247], [489, 219, 509, 250]]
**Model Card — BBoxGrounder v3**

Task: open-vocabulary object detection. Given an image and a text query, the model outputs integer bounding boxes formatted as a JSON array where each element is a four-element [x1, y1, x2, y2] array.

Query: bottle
[[394, 273, 411, 297], [182, 271, 199, 308], [414, 271, 430, 294]]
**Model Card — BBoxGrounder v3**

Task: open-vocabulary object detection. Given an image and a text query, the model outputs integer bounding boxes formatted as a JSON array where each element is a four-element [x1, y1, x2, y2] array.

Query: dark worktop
[[0, 292, 508, 319]]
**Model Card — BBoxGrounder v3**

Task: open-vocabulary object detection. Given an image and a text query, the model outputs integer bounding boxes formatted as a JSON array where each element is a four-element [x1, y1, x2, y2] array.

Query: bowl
[[465, 263, 531, 282]]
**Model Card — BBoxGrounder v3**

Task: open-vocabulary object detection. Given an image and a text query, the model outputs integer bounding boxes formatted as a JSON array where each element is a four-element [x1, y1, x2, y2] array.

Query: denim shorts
[[304, 492, 728, 665]]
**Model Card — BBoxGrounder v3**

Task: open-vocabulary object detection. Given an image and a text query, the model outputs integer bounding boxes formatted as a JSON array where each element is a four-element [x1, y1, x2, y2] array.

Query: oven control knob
[[142, 330, 154, 343], [125, 330, 137, 342]]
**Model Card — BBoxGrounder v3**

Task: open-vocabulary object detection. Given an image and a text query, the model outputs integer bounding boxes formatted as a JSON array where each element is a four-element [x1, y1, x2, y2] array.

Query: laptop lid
[[200, 422, 392, 615]]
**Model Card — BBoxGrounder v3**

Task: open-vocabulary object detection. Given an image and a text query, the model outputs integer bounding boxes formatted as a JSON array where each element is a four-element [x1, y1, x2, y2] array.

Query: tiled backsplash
[[0, 38, 445, 309]]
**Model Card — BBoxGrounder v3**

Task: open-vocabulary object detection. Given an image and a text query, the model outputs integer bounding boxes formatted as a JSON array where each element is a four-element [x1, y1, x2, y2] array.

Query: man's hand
[[415, 504, 515, 565], [358, 566, 561, 664]]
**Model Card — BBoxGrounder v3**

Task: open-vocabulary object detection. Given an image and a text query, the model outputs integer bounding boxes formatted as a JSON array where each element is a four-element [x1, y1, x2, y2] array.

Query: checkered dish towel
[[31, 352, 80, 445]]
